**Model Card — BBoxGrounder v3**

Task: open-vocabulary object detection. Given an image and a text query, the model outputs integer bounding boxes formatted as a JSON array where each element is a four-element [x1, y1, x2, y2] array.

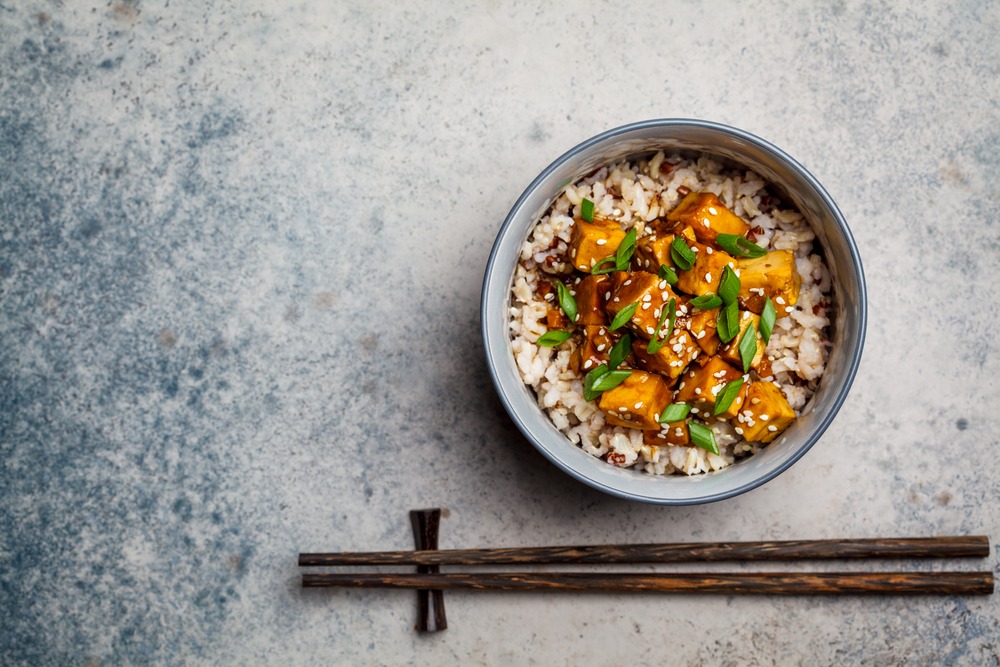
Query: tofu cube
[[674, 242, 735, 297], [572, 274, 610, 326], [667, 192, 750, 245], [736, 250, 801, 316], [605, 272, 679, 340], [736, 381, 797, 443], [719, 310, 766, 371], [570, 325, 614, 373], [632, 328, 700, 379], [632, 227, 696, 273], [569, 218, 627, 272], [686, 307, 722, 355], [598, 370, 672, 430], [675, 355, 744, 415], [545, 307, 569, 329], [643, 420, 690, 447]]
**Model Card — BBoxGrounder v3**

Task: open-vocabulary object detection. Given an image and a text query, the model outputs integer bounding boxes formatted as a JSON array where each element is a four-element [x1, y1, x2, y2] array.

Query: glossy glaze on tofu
[[537, 194, 803, 458]]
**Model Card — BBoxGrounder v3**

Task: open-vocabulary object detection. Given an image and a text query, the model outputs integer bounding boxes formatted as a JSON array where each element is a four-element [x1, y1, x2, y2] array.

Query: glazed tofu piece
[[569, 218, 627, 272], [598, 370, 672, 430], [666, 192, 750, 245], [736, 250, 801, 316], [572, 274, 610, 326], [719, 310, 766, 371], [570, 325, 614, 373], [643, 420, 690, 447], [674, 242, 735, 297], [686, 307, 722, 355], [675, 355, 745, 417], [736, 381, 797, 443], [632, 328, 700, 380], [605, 272, 680, 340], [632, 227, 696, 273]]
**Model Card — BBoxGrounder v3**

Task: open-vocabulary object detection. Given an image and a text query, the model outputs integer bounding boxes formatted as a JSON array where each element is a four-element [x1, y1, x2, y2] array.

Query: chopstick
[[298, 536, 990, 567], [301, 571, 995, 595]]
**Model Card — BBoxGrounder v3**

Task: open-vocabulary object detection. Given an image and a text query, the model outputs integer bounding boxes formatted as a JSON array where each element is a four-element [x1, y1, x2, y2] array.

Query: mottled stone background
[[1, 1, 998, 664]]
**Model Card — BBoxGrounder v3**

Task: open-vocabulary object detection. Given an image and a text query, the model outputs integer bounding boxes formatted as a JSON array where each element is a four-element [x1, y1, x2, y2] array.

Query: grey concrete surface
[[1, 1, 998, 664]]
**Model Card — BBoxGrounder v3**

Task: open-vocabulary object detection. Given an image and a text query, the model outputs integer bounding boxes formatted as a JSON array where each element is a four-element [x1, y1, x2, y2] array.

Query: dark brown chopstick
[[302, 571, 995, 595], [298, 536, 989, 567]]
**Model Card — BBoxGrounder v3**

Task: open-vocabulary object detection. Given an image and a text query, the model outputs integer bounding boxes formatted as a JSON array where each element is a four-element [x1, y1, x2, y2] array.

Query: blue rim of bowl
[[481, 118, 867, 504]]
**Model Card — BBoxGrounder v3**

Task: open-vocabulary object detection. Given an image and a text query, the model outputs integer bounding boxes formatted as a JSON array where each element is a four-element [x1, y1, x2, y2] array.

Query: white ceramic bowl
[[482, 119, 866, 505]]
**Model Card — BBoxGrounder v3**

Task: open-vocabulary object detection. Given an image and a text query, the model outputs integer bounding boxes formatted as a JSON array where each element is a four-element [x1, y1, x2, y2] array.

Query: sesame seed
[[776, 296, 786, 305], [657, 433, 666, 439], [646, 326, 655, 334], [708, 207, 718, 215], [705, 272, 712, 282], [697, 331, 706, 339], [670, 360, 681, 367], [680, 305, 688, 314], [658, 280, 668, 290], [760, 414, 770, 421], [706, 247, 714, 254], [746, 419, 756, 427], [618, 406, 627, 412], [695, 388, 702, 395], [751, 397, 761, 405], [653, 308, 661, 318], [711, 385, 722, 396], [598, 328, 606, 335], [679, 382, 686, 389], [690, 407, 699, 414], [728, 262, 735, 268], [735, 427, 743, 434], [596, 343, 606, 352], [734, 269, 741, 277], [584, 359, 593, 369], [645, 260, 651, 267], [642, 294, 652, 302], [642, 303, 651, 310], [737, 413, 745, 422], [605, 291, 611, 300], [661, 291, 670, 300], [623, 279, 632, 286], [613, 297, 620, 303], [653, 412, 660, 421], [703, 219, 710, 227], [675, 428, 684, 436], [767, 425, 777, 432], [672, 343, 683, 353], [691, 246, 699, 253], [634, 401, 644, 409]]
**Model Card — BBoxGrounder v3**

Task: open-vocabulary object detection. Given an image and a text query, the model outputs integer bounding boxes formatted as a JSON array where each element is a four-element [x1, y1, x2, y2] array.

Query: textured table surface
[[2, 1, 998, 664]]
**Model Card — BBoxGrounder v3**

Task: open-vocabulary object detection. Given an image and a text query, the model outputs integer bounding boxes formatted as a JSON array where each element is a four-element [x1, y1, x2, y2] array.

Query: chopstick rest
[[410, 509, 447, 632]]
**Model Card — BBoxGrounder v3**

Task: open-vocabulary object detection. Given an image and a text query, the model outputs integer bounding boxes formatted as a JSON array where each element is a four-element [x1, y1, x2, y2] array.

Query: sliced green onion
[[658, 264, 678, 284], [717, 300, 740, 343], [608, 333, 632, 370], [589, 368, 632, 394], [712, 378, 745, 416], [609, 301, 639, 331], [590, 257, 618, 275], [738, 321, 757, 372], [718, 265, 740, 305], [658, 402, 691, 423], [556, 281, 578, 323], [760, 297, 777, 344], [645, 298, 676, 355], [614, 228, 637, 270], [582, 363, 609, 401], [537, 330, 572, 347], [581, 198, 595, 223], [689, 421, 719, 455], [716, 233, 767, 258], [670, 237, 695, 271], [690, 293, 722, 310]]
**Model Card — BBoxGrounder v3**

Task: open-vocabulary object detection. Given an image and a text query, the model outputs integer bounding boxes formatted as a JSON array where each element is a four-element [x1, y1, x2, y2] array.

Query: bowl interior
[[482, 120, 865, 504]]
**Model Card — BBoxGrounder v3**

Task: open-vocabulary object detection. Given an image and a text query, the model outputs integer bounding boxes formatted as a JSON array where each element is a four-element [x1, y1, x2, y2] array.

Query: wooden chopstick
[[301, 571, 995, 595], [298, 536, 990, 567]]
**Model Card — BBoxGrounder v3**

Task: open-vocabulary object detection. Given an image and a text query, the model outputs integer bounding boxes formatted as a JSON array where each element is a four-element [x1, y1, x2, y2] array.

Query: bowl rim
[[481, 118, 867, 504]]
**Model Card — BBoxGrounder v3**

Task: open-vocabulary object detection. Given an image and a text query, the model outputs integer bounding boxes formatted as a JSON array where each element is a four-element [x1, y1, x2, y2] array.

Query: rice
[[508, 152, 832, 476]]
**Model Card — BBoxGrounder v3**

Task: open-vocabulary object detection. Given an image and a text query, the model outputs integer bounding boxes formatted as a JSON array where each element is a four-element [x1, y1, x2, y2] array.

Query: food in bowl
[[508, 152, 832, 475]]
